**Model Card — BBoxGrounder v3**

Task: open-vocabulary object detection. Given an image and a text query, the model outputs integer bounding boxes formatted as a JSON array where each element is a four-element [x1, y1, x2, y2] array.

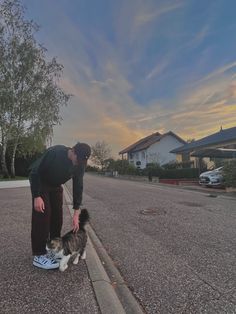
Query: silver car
[[199, 167, 224, 186]]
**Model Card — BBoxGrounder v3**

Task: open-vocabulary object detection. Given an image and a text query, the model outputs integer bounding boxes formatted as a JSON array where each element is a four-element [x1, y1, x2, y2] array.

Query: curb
[[87, 224, 144, 314], [63, 185, 144, 314]]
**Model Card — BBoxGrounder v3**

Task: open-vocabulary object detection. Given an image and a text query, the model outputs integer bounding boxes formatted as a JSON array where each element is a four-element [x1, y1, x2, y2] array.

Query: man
[[29, 142, 91, 269]]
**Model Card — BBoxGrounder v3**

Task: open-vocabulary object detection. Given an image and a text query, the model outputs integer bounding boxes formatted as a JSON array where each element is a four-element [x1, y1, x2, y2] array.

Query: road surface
[[67, 174, 236, 314]]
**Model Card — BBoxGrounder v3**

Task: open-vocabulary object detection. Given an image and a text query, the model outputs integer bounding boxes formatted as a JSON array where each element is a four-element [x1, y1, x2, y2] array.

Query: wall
[[129, 150, 147, 169], [146, 135, 183, 166]]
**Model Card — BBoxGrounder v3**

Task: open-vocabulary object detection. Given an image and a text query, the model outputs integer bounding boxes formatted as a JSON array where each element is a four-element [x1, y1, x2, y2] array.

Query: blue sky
[[22, 0, 236, 156]]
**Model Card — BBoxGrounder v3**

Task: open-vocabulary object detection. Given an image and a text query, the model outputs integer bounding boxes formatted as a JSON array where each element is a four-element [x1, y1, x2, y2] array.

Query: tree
[[91, 141, 112, 170], [0, 0, 70, 177], [112, 159, 137, 175]]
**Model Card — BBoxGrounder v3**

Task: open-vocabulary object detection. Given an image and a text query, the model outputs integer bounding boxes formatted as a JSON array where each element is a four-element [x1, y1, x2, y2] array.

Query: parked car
[[199, 167, 224, 187]]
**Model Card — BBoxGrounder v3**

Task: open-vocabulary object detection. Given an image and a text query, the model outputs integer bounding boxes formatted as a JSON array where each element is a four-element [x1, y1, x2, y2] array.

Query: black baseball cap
[[73, 142, 91, 164]]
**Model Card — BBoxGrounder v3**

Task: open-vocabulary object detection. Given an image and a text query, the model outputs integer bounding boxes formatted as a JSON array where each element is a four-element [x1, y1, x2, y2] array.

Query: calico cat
[[47, 208, 89, 272]]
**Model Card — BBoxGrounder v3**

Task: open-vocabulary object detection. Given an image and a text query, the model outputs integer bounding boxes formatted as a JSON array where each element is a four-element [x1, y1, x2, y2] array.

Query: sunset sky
[[22, 0, 236, 156]]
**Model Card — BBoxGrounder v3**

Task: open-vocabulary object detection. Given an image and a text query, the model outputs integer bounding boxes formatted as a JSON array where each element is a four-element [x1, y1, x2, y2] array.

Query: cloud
[[134, 1, 185, 28], [198, 62, 236, 83], [146, 56, 171, 80], [26, 0, 236, 157], [91, 79, 114, 87], [56, 58, 236, 156], [123, 59, 236, 142], [56, 72, 147, 155]]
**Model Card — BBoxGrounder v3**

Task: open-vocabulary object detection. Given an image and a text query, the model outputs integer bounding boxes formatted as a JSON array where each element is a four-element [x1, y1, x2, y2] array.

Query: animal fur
[[47, 208, 89, 272]]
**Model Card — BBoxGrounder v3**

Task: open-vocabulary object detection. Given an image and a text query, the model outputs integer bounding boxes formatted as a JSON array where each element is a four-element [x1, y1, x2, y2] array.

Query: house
[[119, 131, 186, 169], [170, 126, 236, 169]]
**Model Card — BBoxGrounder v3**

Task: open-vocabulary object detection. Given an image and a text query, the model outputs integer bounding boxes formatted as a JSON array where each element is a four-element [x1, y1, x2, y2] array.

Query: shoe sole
[[33, 261, 59, 270]]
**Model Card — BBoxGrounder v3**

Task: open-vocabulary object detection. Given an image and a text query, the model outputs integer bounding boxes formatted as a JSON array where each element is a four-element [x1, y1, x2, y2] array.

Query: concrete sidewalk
[[0, 184, 99, 314], [0, 179, 30, 188]]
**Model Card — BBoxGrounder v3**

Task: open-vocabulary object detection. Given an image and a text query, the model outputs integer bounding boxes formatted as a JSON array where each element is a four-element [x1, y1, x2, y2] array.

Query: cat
[[47, 208, 89, 272]]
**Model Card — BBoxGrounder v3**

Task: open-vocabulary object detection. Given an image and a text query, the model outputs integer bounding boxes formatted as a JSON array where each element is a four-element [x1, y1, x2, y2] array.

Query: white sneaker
[[33, 255, 59, 270], [46, 250, 62, 262]]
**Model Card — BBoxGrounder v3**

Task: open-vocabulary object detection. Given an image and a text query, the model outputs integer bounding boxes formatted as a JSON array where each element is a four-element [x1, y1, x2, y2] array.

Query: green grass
[[0, 176, 27, 181]]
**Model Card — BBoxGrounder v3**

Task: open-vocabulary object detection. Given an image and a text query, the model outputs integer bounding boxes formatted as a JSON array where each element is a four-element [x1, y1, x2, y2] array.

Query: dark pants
[[31, 185, 63, 256]]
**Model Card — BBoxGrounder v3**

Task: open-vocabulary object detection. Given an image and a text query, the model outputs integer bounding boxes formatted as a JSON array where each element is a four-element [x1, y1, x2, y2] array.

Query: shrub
[[143, 163, 198, 179], [162, 161, 194, 169], [86, 165, 99, 172], [122, 163, 137, 175], [144, 163, 163, 176], [223, 159, 236, 187], [109, 159, 137, 175], [11, 153, 43, 177], [159, 168, 199, 179]]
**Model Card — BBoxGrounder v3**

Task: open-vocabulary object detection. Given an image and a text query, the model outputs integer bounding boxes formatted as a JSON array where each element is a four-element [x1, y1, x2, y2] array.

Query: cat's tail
[[79, 208, 90, 230]]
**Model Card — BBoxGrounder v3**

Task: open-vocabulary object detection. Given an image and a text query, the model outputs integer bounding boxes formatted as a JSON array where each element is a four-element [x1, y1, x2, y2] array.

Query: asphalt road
[[68, 174, 236, 314]]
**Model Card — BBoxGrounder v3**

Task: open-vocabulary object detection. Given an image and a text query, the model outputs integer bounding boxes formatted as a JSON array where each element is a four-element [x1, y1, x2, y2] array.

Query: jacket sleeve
[[72, 165, 85, 209], [29, 149, 56, 198]]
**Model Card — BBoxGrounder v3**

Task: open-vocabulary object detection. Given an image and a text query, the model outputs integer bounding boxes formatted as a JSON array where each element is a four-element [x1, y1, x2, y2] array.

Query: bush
[[121, 163, 137, 175], [159, 168, 199, 179], [86, 165, 99, 172], [107, 159, 137, 175], [143, 163, 162, 176], [162, 161, 194, 169], [11, 153, 43, 177], [142, 163, 198, 179], [223, 159, 236, 187]]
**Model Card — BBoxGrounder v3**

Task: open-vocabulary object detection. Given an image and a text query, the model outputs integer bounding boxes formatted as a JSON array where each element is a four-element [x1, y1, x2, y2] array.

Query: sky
[[22, 0, 236, 157]]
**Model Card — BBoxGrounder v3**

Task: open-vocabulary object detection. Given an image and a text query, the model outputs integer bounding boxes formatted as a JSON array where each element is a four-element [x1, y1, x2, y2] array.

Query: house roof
[[119, 131, 186, 154], [170, 126, 236, 154], [191, 148, 236, 158]]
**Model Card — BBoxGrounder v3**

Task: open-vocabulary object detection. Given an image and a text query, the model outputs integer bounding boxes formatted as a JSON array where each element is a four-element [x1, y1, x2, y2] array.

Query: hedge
[[223, 160, 236, 187], [158, 168, 199, 179], [137, 167, 199, 179]]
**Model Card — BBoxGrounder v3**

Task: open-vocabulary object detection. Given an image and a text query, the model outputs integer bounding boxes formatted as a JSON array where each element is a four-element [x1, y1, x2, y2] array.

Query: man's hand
[[34, 197, 45, 213], [72, 209, 80, 232]]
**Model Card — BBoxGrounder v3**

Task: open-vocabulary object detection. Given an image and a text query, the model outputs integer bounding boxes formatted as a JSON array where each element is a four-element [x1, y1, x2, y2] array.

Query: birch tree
[[0, 0, 70, 177]]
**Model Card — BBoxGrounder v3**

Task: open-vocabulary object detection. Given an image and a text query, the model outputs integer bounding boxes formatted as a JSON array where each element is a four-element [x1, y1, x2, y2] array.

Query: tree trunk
[[1, 139, 9, 178], [10, 137, 19, 178]]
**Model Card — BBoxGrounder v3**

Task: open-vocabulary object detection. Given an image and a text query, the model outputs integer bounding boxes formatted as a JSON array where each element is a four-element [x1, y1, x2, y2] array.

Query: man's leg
[[49, 185, 63, 239], [31, 187, 51, 256]]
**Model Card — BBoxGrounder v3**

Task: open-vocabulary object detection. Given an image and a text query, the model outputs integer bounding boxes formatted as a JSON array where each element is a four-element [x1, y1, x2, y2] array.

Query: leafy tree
[[0, 0, 70, 177], [90, 141, 112, 170], [108, 159, 137, 175], [223, 160, 236, 187], [103, 158, 116, 171]]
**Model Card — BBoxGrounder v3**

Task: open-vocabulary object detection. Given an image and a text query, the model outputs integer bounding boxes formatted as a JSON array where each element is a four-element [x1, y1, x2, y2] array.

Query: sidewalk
[[0, 183, 99, 314]]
